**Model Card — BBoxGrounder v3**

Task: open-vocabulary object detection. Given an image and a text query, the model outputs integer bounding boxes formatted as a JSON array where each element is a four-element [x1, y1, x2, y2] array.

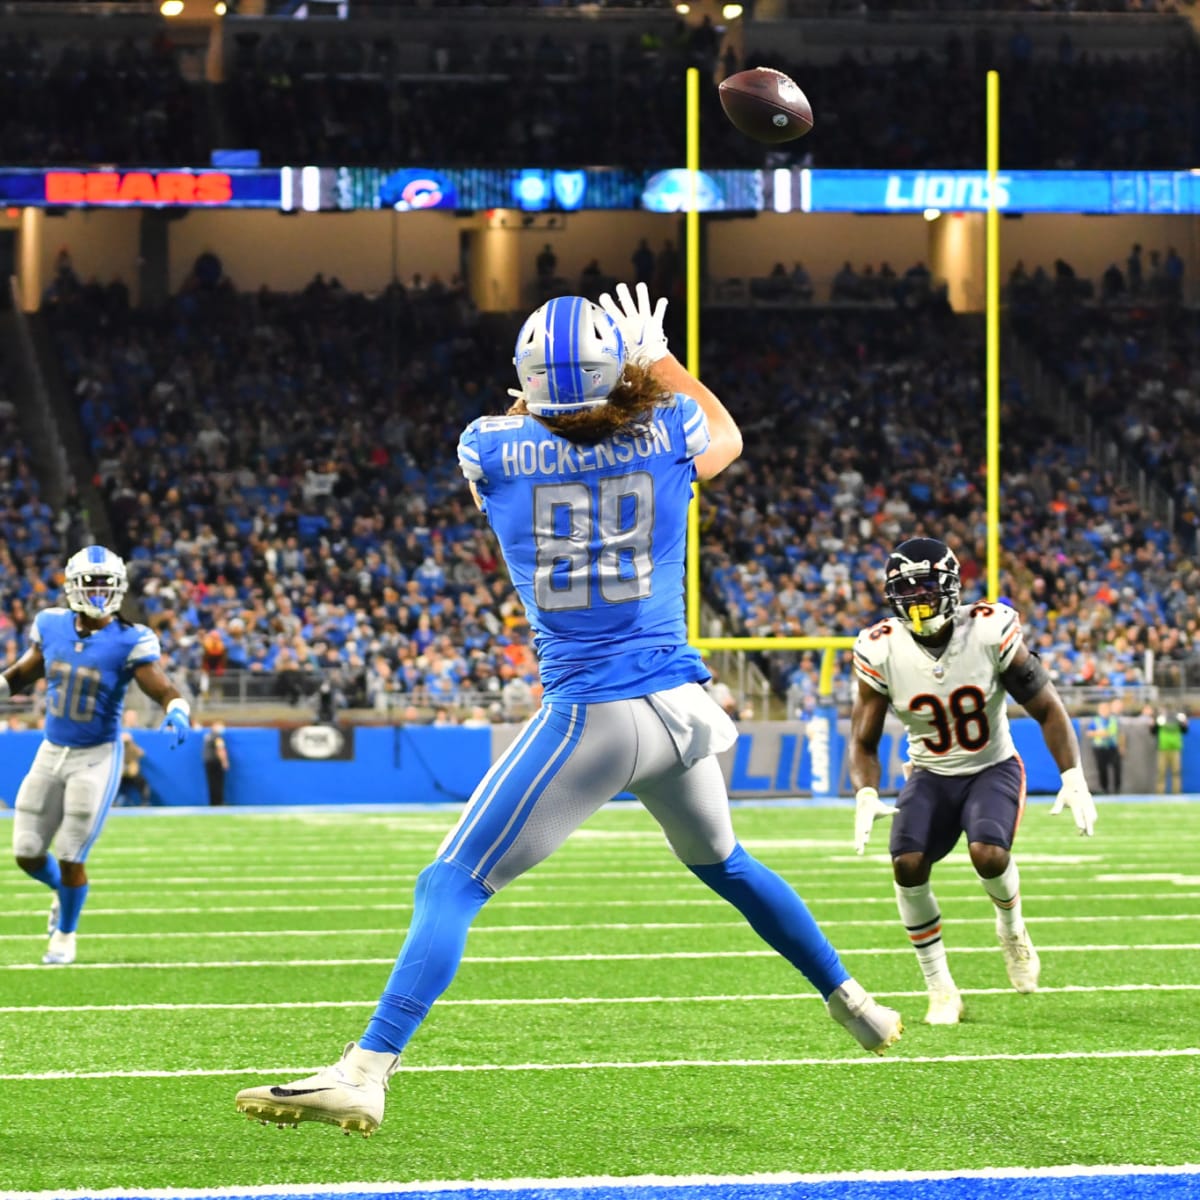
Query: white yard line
[[5, 942, 1200, 970], [0, 872, 1173, 890], [3, 1046, 1199, 1082], [4, 889, 1200, 911], [4, 981, 1199, 1015], [4, 912, 1200, 942]]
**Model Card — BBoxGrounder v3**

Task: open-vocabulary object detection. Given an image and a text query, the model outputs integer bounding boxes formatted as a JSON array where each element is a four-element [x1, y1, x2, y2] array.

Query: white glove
[[853, 786, 896, 855], [1050, 765, 1097, 837], [598, 281, 669, 366]]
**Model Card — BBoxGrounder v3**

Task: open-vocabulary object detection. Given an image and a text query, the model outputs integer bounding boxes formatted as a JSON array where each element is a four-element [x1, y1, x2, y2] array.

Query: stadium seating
[[0, 22, 1194, 169], [31, 275, 1198, 717]]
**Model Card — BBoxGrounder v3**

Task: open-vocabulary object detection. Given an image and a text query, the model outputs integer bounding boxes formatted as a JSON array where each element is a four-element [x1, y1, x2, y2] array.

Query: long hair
[[507, 362, 671, 444]]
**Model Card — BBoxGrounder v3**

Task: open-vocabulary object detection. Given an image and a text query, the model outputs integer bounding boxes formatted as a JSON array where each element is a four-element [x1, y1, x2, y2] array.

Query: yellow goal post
[[681, 68, 1002, 700]]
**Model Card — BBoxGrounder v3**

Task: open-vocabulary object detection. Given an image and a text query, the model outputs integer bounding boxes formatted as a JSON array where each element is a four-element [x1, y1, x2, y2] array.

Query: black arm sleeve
[[1001, 652, 1051, 706]]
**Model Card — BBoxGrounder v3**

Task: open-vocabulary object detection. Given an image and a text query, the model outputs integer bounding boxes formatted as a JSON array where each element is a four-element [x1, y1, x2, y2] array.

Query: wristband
[[0, 675, 10, 701], [855, 786, 879, 803], [166, 698, 191, 720]]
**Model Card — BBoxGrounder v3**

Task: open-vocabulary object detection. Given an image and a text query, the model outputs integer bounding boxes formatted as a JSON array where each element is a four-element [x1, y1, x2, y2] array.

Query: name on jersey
[[500, 419, 672, 479]]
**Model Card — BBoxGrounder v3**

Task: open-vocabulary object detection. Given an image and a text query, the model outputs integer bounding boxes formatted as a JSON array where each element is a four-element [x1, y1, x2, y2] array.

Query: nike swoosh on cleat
[[268, 1087, 334, 1098]]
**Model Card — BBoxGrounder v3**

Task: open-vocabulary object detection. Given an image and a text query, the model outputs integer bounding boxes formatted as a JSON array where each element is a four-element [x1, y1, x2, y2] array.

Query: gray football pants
[[437, 693, 737, 892], [12, 739, 124, 863]]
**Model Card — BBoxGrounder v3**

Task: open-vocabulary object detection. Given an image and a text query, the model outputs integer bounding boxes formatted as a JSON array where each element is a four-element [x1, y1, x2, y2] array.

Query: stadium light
[[160, 0, 184, 13], [722, 3, 744, 17], [923, 207, 942, 221], [675, 3, 690, 13]]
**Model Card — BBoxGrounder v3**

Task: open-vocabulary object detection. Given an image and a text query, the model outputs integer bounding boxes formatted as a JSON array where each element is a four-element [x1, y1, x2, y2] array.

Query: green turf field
[[1, 801, 1198, 1195]]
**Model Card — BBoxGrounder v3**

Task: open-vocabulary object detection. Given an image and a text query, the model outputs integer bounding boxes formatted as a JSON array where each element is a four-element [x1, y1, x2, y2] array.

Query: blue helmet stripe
[[567, 295, 581, 404], [87, 545, 107, 564], [549, 295, 586, 408], [544, 299, 562, 407]]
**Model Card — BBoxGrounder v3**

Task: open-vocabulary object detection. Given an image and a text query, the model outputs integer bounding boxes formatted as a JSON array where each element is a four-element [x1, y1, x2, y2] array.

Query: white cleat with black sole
[[235, 1042, 400, 1137]]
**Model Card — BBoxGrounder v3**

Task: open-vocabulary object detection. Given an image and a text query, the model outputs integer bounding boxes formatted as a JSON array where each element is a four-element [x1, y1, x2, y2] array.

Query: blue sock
[[359, 859, 492, 1055], [688, 843, 849, 999], [57, 884, 89, 935], [27, 855, 62, 891]]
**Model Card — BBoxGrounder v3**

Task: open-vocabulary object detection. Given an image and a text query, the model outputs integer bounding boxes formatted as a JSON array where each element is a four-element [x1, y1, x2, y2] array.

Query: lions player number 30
[[45, 662, 103, 723], [532, 472, 654, 611]]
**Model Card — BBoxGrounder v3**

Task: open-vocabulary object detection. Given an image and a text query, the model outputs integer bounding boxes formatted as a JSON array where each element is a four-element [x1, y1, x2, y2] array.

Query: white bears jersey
[[853, 601, 1024, 776]]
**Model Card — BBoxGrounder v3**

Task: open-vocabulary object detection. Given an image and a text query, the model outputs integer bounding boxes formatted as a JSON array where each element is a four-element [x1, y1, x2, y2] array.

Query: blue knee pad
[[688, 843, 849, 998], [360, 858, 492, 1055]]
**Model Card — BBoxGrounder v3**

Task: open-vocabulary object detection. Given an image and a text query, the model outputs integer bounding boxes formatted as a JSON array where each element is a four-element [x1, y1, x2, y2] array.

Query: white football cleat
[[826, 979, 903, 1055], [235, 1042, 400, 1137], [924, 985, 965, 1026], [998, 925, 1041, 993], [47, 895, 60, 936], [42, 929, 76, 965]]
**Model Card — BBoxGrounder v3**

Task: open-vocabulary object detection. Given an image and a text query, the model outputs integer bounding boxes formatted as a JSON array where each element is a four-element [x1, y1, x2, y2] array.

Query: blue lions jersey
[[32, 607, 161, 748], [458, 395, 711, 703]]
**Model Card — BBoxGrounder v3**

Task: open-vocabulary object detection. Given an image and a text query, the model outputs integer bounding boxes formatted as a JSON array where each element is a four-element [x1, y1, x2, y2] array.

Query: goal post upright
[[986, 69, 1001, 601]]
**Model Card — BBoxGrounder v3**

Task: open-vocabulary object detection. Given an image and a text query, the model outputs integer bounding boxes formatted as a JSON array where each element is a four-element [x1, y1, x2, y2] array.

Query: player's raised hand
[[598, 282, 669, 366], [159, 700, 191, 749], [1050, 766, 1097, 836], [853, 786, 896, 855]]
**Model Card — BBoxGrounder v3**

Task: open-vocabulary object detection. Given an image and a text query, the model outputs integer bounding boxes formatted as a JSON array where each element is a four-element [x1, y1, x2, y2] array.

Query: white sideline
[[3, 1046, 1200, 1082], [4, 981, 1200, 1015], [4, 1164, 1200, 1200], [7, 941, 1200, 970]]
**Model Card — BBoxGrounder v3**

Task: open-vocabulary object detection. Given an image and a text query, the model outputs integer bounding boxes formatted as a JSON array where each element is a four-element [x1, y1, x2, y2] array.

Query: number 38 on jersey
[[854, 601, 1023, 776]]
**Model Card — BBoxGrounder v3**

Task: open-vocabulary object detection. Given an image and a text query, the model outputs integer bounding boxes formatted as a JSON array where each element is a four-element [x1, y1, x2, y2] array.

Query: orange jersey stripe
[[854, 656, 885, 682]]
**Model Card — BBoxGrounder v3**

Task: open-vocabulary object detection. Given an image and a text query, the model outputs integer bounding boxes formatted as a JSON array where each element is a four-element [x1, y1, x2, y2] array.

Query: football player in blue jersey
[[2, 545, 191, 965], [235, 283, 902, 1138]]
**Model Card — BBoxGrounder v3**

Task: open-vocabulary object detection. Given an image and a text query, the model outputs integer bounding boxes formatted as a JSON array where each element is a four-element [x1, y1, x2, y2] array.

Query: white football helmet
[[64, 545, 128, 619], [513, 296, 625, 416]]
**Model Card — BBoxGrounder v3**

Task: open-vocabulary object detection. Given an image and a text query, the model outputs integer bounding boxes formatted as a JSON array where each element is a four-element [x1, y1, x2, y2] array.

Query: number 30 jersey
[[31, 607, 161, 748], [853, 602, 1024, 776], [457, 395, 711, 704]]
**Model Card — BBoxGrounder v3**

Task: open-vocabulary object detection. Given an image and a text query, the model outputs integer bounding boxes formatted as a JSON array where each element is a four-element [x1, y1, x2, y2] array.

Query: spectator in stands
[[632, 239, 655, 286], [535, 244, 557, 285]]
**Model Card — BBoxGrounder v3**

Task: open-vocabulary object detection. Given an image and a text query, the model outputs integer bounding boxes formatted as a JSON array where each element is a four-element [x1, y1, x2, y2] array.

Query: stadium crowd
[[42, 262, 553, 721], [0, 22, 1194, 169], [1010, 297, 1200, 564], [0, 30, 207, 168], [21, 264, 1196, 719], [696, 306, 1198, 701]]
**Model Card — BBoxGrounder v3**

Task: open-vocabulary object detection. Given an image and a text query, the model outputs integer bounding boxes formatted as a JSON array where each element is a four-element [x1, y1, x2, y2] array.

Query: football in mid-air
[[718, 68, 814, 144]]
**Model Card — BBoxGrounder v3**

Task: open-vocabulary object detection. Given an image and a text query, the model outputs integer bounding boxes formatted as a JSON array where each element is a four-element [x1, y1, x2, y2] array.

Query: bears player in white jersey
[[848, 537, 1096, 1026], [234, 283, 901, 1138], [1, 546, 191, 965]]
